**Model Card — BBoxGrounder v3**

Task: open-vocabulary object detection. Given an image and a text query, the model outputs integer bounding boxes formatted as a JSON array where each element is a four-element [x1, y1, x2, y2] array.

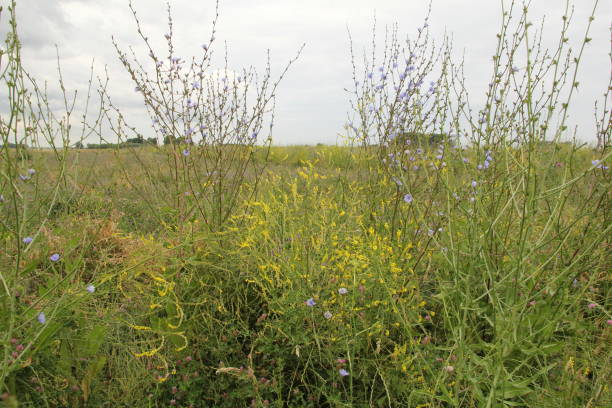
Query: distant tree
[[126, 136, 144, 144]]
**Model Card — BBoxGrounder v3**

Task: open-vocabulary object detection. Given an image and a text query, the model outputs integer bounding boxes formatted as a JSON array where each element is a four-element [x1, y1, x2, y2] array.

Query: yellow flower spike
[[133, 337, 165, 358], [130, 325, 152, 331]]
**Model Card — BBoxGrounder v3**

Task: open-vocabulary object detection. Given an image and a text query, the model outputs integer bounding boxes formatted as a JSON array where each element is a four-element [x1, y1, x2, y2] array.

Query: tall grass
[[0, 0, 610, 407]]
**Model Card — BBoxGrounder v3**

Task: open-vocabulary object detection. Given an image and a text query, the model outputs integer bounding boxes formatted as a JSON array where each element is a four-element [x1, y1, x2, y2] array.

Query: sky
[[2, 0, 610, 145]]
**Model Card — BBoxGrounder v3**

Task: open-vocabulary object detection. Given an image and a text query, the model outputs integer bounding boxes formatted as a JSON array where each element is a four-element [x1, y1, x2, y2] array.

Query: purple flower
[[587, 303, 597, 310], [202, 44, 208, 51], [339, 369, 349, 377], [367, 72, 373, 79], [50, 253, 60, 262], [403, 194, 413, 203], [182, 149, 190, 157], [338, 287, 348, 295], [305, 298, 316, 307], [37, 312, 46, 324], [251, 132, 258, 139], [22, 237, 33, 244], [463, 158, 469, 163], [28, 168, 36, 175], [86, 284, 96, 293], [19, 175, 29, 181], [471, 180, 478, 188], [323, 311, 332, 319]]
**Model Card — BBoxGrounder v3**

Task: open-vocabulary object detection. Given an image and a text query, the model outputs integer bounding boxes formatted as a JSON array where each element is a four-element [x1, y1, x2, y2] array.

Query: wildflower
[[443, 365, 454, 373], [28, 168, 36, 175], [587, 303, 597, 310], [134, 86, 141, 92], [305, 298, 316, 307], [463, 157, 469, 163], [251, 132, 258, 139], [337, 358, 347, 364], [471, 180, 478, 188], [607, 320, 612, 326], [22, 237, 33, 244], [49, 253, 60, 262], [339, 369, 349, 377], [19, 175, 29, 181], [403, 194, 413, 203], [338, 288, 348, 295], [86, 284, 95, 293], [202, 44, 208, 50], [367, 72, 373, 79], [192, 81, 201, 89], [528, 300, 536, 307], [324, 311, 333, 319], [37, 312, 46, 324], [182, 149, 190, 157]]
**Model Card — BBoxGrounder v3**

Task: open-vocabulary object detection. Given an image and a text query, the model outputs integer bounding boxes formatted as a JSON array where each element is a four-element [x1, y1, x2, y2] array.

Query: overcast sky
[[3, 0, 611, 145]]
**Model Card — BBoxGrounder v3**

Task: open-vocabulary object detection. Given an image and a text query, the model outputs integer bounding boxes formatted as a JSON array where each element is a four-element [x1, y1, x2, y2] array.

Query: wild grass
[[1, 0, 610, 407]]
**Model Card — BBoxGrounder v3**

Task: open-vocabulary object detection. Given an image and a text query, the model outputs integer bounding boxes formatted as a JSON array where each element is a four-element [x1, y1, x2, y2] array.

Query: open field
[[1, 144, 610, 407], [1, 0, 611, 406]]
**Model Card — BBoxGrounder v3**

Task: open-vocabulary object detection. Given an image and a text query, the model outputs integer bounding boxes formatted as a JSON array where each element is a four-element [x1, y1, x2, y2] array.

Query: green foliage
[[1, 0, 611, 407]]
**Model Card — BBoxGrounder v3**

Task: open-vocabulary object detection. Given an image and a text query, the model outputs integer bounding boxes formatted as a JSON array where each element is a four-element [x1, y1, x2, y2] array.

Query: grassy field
[[0, 144, 610, 407], [1, 0, 611, 406]]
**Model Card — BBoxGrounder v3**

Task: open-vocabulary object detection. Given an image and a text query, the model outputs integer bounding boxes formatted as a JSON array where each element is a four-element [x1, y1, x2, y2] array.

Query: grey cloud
[[2, 0, 611, 145]]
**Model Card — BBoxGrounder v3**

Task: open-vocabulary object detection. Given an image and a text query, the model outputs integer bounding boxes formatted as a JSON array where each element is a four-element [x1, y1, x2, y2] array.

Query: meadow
[[1, 0, 611, 407]]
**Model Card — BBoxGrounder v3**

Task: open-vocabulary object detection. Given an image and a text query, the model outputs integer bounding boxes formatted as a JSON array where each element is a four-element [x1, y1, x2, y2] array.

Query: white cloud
[[2, 0, 610, 145]]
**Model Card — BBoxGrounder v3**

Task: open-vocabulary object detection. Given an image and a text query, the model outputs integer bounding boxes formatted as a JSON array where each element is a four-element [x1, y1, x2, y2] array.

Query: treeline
[[79, 137, 158, 149]]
